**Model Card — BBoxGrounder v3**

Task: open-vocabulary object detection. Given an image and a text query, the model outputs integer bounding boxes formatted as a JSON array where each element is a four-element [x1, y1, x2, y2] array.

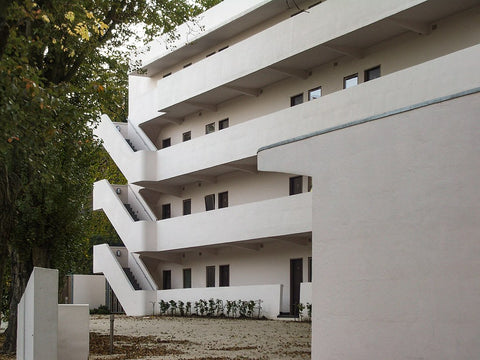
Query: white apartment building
[[93, 0, 480, 335]]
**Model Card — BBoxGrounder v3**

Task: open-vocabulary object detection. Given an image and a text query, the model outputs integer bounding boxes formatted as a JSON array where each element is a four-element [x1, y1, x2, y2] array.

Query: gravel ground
[[89, 314, 311, 360]]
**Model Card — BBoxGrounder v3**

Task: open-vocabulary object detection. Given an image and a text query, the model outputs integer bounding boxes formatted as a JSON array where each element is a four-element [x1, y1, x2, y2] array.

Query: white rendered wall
[[259, 92, 480, 359], [57, 305, 89, 360], [71, 275, 105, 310], [17, 267, 58, 360]]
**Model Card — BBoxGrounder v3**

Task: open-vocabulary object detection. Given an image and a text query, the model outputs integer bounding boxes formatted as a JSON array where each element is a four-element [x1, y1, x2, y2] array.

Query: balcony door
[[290, 258, 303, 315]]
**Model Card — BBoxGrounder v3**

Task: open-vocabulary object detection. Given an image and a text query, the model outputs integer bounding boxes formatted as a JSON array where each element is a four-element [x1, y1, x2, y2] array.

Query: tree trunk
[[0, 243, 6, 324], [1, 247, 32, 354]]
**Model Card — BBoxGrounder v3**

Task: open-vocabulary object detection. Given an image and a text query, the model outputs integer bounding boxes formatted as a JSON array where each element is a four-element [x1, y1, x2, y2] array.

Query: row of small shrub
[[296, 302, 312, 321], [157, 298, 263, 318]]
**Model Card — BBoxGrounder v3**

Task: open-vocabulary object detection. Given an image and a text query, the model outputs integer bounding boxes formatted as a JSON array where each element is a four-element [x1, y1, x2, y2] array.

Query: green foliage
[[0, 0, 223, 353]]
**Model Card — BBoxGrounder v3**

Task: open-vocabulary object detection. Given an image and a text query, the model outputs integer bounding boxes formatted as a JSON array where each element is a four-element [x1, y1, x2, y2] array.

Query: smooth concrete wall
[[151, 240, 311, 313], [259, 92, 480, 358], [17, 267, 58, 360], [71, 275, 105, 310], [57, 305, 89, 360], [157, 284, 282, 319]]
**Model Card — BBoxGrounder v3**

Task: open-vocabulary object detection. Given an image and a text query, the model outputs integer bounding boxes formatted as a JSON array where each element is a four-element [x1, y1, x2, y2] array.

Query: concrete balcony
[[94, 177, 311, 253], [133, 44, 480, 186], [155, 192, 312, 252], [130, 0, 477, 125]]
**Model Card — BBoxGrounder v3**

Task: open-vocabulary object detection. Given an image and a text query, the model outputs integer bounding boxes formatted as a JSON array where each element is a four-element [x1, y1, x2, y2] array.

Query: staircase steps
[[124, 203, 139, 221], [125, 138, 137, 152], [123, 267, 141, 290]]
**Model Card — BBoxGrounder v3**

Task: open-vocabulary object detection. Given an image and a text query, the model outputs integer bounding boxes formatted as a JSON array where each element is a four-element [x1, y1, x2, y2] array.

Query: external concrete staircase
[[123, 267, 141, 290]]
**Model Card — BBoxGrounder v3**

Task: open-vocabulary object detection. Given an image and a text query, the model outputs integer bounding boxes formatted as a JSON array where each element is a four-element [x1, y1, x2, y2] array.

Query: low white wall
[[58, 305, 89, 360], [157, 284, 282, 319], [72, 275, 105, 310], [17, 267, 59, 360]]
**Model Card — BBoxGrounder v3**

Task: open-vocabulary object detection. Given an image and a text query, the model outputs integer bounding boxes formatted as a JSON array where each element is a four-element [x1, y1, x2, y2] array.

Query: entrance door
[[162, 270, 171, 290], [290, 258, 303, 315]]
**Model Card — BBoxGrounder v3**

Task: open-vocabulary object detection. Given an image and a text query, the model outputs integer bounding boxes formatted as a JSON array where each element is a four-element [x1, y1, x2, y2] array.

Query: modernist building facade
[[93, 0, 480, 330]]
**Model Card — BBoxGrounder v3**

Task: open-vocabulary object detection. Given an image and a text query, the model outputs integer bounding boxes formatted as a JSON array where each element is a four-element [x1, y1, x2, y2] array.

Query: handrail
[[128, 119, 157, 151], [130, 252, 157, 290], [128, 184, 157, 221]]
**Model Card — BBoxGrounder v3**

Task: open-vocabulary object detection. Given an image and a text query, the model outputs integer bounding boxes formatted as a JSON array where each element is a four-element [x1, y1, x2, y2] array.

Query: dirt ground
[[89, 315, 311, 360], [0, 315, 311, 359]]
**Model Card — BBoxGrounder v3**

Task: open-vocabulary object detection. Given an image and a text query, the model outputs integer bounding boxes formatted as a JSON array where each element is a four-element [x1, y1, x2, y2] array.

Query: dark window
[[219, 265, 230, 287], [206, 266, 215, 287], [162, 270, 171, 290], [364, 65, 381, 82], [218, 191, 228, 209], [290, 93, 303, 107], [289, 176, 303, 195], [183, 199, 191, 215], [205, 123, 215, 134], [308, 87, 321, 100], [205, 194, 215, 211], [218, 45, 229, 52], [219, 118, 229, 130], [308, 1, 322, 9], [183, 63, 192, 68], [343, 73, 358, 89], [183, 131, 191, 142], [206, 51, 216, 57], [308, 257, 312, 282], [163, 72, 172, 78], [308, 176, 313, 192], [183, 268, 192, 288], [162, 138, 171, 148], [161, 204, 171, 219]]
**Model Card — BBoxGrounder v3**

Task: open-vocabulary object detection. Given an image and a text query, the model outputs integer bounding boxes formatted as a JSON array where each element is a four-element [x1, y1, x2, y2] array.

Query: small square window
[[161, 203, 171, 219], [183, 199, 191, 215], [205, 123, 215, 134], [218, 191, 228, 208], [162, 138, 171, 148], [205, 194, 215, 211], [364, 65, 381, 82], [289, 176, 303, 195], [219, 118, 229, 130], [343, 74, 358, 89], [183, 131, 191, 142], [290, 93, 303, 107], [308, 87, 321, 101]]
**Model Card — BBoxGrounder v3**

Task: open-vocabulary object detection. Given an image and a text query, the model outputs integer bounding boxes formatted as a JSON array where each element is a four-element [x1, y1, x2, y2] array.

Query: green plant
[[186, 301, 192, 315], [246, 300, 255, 318], [215, 299, 224, 316], [306, 302, 312, 320], [159, 300, 170, 315], [169, 300, 177, 316], [207, 298, 216, 316], [238, 300, 247, 318], [225, 300, 233, 317], [177, 300, 185, 316], [296, 303, 305, 321], [90, 305, 110, 315]]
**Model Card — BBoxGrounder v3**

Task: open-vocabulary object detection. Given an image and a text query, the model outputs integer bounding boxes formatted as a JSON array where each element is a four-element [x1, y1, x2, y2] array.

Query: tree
[[0, 0, 222, 353]]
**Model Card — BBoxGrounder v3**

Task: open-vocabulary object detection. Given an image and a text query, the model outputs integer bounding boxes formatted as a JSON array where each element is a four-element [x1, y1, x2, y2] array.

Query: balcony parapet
[[155, 192, 312, 252]]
